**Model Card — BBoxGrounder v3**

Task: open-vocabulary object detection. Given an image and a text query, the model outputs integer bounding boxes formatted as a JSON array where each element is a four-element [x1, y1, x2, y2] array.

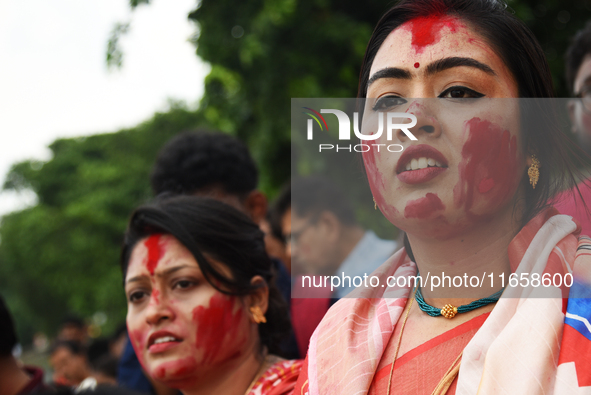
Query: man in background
[[275, 177, 397, 355], [57, 316, 87, 345], [49, 340, 92, 387], [282, 176, 396, 295], [556, 21, 591, 235], [151, 131, 268, 223]]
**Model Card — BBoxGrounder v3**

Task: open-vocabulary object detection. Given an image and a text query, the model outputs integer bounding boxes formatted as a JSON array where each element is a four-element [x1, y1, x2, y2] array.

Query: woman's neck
[[181, 346, 266, 395], [408, 206, 521, 306]]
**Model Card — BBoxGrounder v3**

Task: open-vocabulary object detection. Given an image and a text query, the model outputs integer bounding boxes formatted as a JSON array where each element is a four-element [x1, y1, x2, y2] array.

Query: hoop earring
[[373, 197, 377, 210], [528, 155, 540, 189], [250, 306, 267, 324]]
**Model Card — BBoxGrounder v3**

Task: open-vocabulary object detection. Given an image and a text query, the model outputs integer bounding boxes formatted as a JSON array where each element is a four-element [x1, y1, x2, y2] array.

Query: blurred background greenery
[[2, 0, 590, 344]]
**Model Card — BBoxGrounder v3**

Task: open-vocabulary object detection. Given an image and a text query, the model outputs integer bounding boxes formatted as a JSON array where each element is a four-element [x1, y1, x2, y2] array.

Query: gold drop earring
[[528, 155, 540, 189]]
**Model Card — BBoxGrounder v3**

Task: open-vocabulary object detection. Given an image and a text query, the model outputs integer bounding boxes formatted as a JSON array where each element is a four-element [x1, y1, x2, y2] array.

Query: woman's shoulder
[[248, 357, 304, 395]]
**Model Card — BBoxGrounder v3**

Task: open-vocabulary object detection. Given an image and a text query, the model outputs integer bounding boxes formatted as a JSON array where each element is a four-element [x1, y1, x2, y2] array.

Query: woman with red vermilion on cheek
[[121, 196, 302, 395], [294, 0, 591, 394]]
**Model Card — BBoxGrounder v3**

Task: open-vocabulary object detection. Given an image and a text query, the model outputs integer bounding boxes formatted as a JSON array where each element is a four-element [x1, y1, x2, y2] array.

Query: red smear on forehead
[[404, 193, 445, 219], [192, 294, 244, 364], [144, 235, 164, 275], [407, 14, 460, 54], [455, 118, 520, 212]]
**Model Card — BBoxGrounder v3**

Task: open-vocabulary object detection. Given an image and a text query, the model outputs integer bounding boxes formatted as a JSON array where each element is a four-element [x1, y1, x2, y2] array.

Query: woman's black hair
[[358, 0, 586, 256], [120, 195, 291, 356]]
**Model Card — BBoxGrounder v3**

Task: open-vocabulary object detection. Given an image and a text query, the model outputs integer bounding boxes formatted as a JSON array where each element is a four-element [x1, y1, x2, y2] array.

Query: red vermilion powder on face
[[407, 15, 460, 54], [455, 118, 520, 212], [414, 62, 420, 68], [151, 288, 160, 304], [128, 328, 147, 370], [478, 178, 495, 194], [144, 235, 163, 275], [192, 294, 244, 365], [362, 146, 400, 220], [153, 356, 198, 381], [404, 193, 445, 219]]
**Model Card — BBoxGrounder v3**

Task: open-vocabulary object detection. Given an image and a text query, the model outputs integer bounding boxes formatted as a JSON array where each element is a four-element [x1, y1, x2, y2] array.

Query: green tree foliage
[[189, 0, 388, 192], [0, 106, 207, 340]]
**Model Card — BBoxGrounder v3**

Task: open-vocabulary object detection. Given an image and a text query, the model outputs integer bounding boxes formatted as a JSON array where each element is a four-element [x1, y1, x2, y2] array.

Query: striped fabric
[[249, 359, 303, 395], [294, 209, 591, 394]]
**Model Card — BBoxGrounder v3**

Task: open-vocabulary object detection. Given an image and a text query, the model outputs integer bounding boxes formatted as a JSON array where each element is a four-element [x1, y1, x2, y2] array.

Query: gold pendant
[[441, 304, 458, 319]]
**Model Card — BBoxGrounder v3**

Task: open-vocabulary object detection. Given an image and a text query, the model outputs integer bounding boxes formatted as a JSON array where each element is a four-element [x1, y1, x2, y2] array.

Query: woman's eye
[[439, 86, 484, 99], [372, 96, 407, 111], [173, 280, 195, 290], [128, 291, 148, 303]]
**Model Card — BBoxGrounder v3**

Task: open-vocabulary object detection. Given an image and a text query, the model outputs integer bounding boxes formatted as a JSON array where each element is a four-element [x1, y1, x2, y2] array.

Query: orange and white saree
[[294, 209, 591, 394]]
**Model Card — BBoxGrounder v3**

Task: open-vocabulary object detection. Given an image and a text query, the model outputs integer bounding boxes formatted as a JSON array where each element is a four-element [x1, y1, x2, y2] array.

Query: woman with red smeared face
[[294, 1, 591, 394], [122, 196, 302, 395]]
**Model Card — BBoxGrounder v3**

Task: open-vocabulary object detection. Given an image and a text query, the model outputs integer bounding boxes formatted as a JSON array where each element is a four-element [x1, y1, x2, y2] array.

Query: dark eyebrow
[[366, 57, 496, 91], [367, 67, 412, 88], [426, 57, 496, 76], [125, 265, 192, 285], [125, 275, 146, 285]]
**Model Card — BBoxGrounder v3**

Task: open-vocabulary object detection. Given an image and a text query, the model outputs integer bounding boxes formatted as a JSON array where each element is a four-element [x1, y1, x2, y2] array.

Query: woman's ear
[[247, 276, 269, 323]]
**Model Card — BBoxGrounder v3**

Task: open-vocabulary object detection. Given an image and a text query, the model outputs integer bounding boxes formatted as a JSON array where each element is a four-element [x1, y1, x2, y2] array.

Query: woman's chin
[[148, 356, 199, 385], [396, 214, 473, 241]]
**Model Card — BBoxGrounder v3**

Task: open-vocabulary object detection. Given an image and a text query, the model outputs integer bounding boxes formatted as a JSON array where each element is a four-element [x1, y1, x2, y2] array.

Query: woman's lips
[[147, 331, 183, 354], [396, 144, 448, 184], [148, 340, 182, 354], [397, 166, 447, 184]]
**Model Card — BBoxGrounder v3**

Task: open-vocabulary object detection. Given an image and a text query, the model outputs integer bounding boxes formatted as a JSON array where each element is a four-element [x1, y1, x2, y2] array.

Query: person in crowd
[[272, 182, 293, 262], [554, 21, 591, 235], [260, 212, 291, 273], [57, 316, 88, 345], [151, 131, 268, 225], [150, 131, 293, 333], [0, 294, 50, 395], [49, 341, 92, 387], [108, 325, 128, 361], [151, 130, 295, 348], [294, 0, 591, 393], [275, 178, 397, 356], [118, 131, 298, 393], [286, 177, 396, 294], [121, 195, 302, 395], [87, 338, 118, 386]]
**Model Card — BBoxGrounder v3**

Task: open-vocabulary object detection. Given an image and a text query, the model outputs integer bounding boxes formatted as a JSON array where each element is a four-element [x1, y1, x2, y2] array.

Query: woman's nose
[[397, 99, 442, 141], [145, 289, 175, 325]]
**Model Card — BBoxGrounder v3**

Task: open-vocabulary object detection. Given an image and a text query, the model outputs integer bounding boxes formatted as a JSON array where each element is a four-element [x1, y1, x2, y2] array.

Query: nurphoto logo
[[303, 107, 418, 153]]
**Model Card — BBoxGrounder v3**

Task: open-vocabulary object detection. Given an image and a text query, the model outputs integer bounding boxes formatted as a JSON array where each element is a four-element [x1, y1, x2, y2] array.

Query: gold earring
[[373, 197, 377, 210], [250, 306, 267, 324], [528, 155, 540, 189]]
